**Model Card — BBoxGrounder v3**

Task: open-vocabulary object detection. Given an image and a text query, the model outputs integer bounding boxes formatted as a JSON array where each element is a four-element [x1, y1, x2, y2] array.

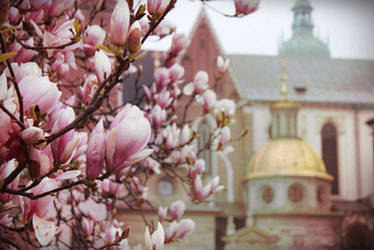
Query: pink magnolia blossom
[[30, 146, 53, 176], [105, 105, 152, 177], [193, 175, 211, 202], [18, 75, 61, 114], [95, 50, 112, 83], [9, 37, 37, 63], [145, 222, 164, 250], [165, 219, 195, 243], [197, 89, 216, 113], [150, 104, 166, 130], [183, 71, 209, 95], [169, 200, 185, 220], [158, 206, 168, 222], [210, 176, 225, 194], [154, 90, 172, 109], [217, 55, 230, 74], [139, 17, 150, 36], [101, 179, 122, 197], [127, 21, 142, 54], [169, 63, 184, 83], [21, 125, 44, 145], [79, 74, 97, 103], [9, 7, 20, 24], [110, 0, 130, 46], [47, 0, 74, 17], [189, 159, 205, 179], [147, 0, 171, 17], [72, 132, 88, 160], [31, 0, 51, 9], [81, 217, 94, 236], [84, 25, 106, 55], [153, 19, 175, 38], [167, 33, 188, 57], [86, 120, 105, 179], [154, 67, 170, 92], [20, 177, 57, 221], [143, 157, 161, 174], [235, 0, 260, 15], [214, 99, 236, 119], [218, 126, 231, 146], [32, 214, 59, 247], [50, 107, 80, 164], [179, 124, 191, 145], [0, 160, 19, 203], [11, 62, 42, 83]]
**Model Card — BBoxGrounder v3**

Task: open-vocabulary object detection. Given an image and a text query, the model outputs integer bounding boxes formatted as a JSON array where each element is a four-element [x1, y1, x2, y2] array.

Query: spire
[[292, 0, 314, 37], [280, 59, 288, 101], [279, 0, 330, 57], [270, 58, 299, 139]]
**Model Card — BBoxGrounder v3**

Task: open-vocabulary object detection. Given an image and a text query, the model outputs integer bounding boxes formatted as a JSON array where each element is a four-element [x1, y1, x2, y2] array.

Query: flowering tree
[[0, 0, 259, 249]]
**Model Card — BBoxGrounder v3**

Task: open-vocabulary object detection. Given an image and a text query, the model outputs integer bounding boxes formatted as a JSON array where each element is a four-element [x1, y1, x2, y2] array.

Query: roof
[[246, 138, 333, 181], [227, 54, 374, 105]]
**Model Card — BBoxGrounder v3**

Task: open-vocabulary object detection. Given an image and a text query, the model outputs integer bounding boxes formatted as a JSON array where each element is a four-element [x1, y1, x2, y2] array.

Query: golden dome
[[246, 138, 333, 181]]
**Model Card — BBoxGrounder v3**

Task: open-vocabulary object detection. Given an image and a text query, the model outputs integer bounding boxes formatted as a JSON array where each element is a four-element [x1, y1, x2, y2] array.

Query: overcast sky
[[142, 0, 374, 60]]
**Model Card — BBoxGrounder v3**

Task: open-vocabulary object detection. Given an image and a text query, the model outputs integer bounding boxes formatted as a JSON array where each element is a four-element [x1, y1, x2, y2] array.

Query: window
[[317, 186, 328, 205], [288, 183, 304, 203], [321, 123, 339, 194], [262, 185, 274, 204], [157, 177, 174, 197], [197, 118, 213, 175]]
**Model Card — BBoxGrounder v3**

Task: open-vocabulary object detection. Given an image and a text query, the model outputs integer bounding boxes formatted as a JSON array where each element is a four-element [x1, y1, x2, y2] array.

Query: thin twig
[[0, 34, 24, 123]]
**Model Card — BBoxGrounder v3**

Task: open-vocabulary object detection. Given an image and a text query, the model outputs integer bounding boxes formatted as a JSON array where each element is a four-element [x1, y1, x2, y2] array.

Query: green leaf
[[0, 52, 16, 63]]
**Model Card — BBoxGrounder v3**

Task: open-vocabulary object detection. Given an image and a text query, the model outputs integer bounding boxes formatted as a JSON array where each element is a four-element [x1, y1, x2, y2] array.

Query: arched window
[[197, 118, 213, 175], [321, 123, 339, 194]]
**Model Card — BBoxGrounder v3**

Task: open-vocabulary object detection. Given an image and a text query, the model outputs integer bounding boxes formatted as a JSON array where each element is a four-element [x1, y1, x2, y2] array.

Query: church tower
[[279, 0, 330, 57]]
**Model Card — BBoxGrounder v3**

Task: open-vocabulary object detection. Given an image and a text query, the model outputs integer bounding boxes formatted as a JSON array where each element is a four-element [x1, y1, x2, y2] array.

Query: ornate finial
[[280, 57, 288, 101], [152, 51, 161, 69]]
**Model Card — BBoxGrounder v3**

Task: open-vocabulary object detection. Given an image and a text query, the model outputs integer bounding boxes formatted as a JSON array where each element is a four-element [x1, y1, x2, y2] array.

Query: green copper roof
[[279, 0, 330, 57]]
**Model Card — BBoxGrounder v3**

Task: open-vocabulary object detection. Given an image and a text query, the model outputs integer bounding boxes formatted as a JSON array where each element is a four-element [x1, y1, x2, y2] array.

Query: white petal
[[33, 214, 58, 247]]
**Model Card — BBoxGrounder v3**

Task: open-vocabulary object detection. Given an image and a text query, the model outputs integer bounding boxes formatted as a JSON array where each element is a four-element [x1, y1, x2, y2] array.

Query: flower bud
[[21, 126, 44, 144], [94, 50, 112, 83], [127, 21, 142, 54], [169, 200, 185, 220], [110, 0, 130, 46], [86, 120, 105, 179], [235, 0, 260, 16]]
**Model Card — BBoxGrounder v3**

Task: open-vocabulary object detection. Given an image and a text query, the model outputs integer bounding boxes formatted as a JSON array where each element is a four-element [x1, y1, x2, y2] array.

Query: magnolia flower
[[153, 19, 175, 38], [154, 67, 170, 92], [82, 217, 94, 236], [167, 33, 188, 57], [10, 37, 37, 63], [214, 99, 236, 119], [48, 0, 74, 17], [127, 21, 142, 54], [84, 25, 106, 54], [165, 219, 195, 243], [147, 0, 171, 18], [189, 159, 205, 179], [95, 50, 112, 83], [150, 104, 166, 130], [210, 176, 225, 194], [183, 71, 209, 95], [158, 206, 168, 222], [11, 62, 42, 83], [86, 120, 105, 179], [21, 125, 44, 145], [110, 0, 130, 46], [145, 222, 164, 250], [19, 75, 61, 114], [105, 105, 152, 177], [169, 63, 184, 83], [169, 200, 185, 220], [235, 0, 260, 15], [51, 107, 80, 164], [197, 89, 216, 113], [193, 175, 211, 202], [217, 55, 230, 74], [180, 124, 191, 145], [143, 157, 161, 174], [0, 160, 19, 203], [101, 179, 122, 197], [32, 214, 59, 246], [20, 177, 57, 221]]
